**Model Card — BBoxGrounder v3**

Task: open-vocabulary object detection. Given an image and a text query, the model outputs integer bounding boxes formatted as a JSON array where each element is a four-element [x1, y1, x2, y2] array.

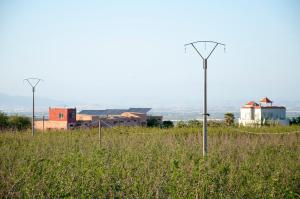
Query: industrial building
[[239, 97, 289, 126], [35, 107, 162, 130], [77, 108, 162, 128]]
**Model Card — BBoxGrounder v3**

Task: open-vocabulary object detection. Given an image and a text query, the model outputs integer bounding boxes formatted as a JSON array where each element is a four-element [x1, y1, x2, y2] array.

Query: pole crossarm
[[24, 78, 43, 88], [184, 41, 226, 60]]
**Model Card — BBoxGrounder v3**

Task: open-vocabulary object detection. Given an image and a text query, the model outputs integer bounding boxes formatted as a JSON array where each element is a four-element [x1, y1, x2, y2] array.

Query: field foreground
[[0, 126, 300, 198]]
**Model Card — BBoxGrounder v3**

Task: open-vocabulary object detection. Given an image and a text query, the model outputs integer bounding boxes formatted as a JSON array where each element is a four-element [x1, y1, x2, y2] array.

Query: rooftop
[[78, 108, 151, 116], [260, 97, 273, 104], [242, 97, 285, 109]]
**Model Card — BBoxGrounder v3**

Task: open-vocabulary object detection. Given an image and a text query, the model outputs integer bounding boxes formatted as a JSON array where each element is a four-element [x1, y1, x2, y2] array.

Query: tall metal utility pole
[[24, 78, 43, 136], [184, 41, 225, 156]]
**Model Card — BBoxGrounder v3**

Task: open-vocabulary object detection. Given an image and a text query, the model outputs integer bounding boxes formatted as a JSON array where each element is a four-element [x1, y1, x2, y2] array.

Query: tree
[[187, 120, 201, 128], [8, 115, 31, 131], [176, 121, 187, 128], [161, 121, 174, 128], [147, 118, 161, 128], [224, 112, 235, 126], [289, 116, 300, 125], [0, 112, 9, 131], [296, 116, 300, 124]]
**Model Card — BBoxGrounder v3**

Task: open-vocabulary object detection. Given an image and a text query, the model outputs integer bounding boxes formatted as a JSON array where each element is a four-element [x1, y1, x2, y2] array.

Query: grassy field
[[0, 126, 299, 198]]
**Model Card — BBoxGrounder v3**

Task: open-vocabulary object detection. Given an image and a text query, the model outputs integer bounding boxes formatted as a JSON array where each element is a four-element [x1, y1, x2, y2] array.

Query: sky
[[0, 0, 300, 109]]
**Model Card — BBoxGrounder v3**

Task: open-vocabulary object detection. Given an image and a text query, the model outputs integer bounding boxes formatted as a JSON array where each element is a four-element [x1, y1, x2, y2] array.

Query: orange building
[[35, 107, 76, 130], [49, 107, 76, 123]]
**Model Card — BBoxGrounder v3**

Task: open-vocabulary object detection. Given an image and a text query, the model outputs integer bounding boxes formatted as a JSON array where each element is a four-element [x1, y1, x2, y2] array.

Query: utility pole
[[184, 41, 225, 156], [42, 115, 45, 134], [99, 119, 102, 147], [24, 78, 42, 136]]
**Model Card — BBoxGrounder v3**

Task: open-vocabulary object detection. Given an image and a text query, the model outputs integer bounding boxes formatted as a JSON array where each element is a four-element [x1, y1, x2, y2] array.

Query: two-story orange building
[[35, 107, 76, 130]]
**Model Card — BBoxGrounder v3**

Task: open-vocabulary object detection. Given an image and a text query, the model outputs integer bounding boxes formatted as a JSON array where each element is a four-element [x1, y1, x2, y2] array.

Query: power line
[[184, 41, 225, 156]]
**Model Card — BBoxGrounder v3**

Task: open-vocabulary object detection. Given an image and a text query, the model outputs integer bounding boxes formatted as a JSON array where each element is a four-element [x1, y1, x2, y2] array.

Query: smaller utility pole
[[98, 119, 102, 146], [42, 115, 45, 134], [24, 78, 42, 136]]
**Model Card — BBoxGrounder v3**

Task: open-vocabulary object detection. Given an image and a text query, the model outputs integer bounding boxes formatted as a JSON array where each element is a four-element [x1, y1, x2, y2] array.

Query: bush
[[187, 120, 202, 128], [8, 115, 31, 131], [224, 112, 235, 126], [176, 121, 187, 128], [0, 112, 9, 131], [146, 118, 161, 128], [161, 120, 174, 128], [289, 116, 300, 125]]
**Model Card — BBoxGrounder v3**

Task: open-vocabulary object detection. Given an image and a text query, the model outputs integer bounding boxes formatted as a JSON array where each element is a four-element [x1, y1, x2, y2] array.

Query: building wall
[[239, 107, 289, 126], [240, 108, 252, 120], [101, 117, 143, 127], [76, 114, 99, 121], [261, 108, 286, 120], [35, 120, 69, 130], [49, 108, 76, 123]]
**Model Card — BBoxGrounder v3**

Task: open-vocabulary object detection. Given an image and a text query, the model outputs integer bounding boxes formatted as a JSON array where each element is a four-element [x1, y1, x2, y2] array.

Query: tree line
[[0, 112, 31, 131], [147, 112, 236, 128], [289, 116, 300, 125]]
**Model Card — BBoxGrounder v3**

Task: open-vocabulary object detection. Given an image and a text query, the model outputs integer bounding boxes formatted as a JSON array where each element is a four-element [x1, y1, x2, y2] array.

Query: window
[[59, 113, 64, 119], [69, 112, 75, 119]]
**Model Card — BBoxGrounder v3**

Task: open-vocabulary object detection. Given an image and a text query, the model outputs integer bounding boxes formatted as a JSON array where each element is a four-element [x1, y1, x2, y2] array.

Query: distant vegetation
[[0, 112, 31, 131], [289, 116, 300, 125], [146, 118, 174, 128], [0, 126, 299, 198], [176, 119, 225, 128], [224, 112, 235, 126]]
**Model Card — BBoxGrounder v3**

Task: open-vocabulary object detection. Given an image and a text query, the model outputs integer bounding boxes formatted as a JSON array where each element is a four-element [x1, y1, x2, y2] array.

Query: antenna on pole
[[24, 78, 43, 136], [184, 41, 226, 156]]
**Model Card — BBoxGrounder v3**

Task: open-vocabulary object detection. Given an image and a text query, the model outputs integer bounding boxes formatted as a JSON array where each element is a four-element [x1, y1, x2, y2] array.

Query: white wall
[[239, 107, 289, 126]]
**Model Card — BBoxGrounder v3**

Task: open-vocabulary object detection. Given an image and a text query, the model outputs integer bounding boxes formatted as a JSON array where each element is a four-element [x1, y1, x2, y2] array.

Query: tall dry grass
[[0, 126, 299, 198]]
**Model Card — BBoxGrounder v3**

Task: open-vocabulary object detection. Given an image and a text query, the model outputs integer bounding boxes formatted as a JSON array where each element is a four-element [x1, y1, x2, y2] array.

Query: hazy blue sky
[[0, 0, 299, 108]]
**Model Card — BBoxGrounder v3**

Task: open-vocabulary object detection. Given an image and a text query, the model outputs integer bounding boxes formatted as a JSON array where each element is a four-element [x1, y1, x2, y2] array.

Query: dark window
[[59, 113, 64, 119], [69, 112, 75, 119]]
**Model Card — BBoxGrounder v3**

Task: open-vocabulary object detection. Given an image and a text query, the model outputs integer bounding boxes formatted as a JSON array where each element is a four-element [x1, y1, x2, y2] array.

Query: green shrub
[[224, 112, 235, 126], [8, 115, 31, 131], [289, 116, 300, 125], [176, 121, 187, 128], [146, 118, 161, 127], [187, 119, 202, 128], [0, 112, 9, 131], [161, 120, 174, 128]]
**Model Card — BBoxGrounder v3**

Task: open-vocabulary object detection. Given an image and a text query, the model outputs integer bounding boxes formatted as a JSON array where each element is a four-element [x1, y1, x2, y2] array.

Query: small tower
[[260, 97, 273, 107]]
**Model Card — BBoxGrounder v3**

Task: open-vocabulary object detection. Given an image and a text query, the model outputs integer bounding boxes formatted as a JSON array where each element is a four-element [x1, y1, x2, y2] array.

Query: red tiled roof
[[242, 106, 285, 109], [245, 101, 260, 106], [260, 97, 272, 103]]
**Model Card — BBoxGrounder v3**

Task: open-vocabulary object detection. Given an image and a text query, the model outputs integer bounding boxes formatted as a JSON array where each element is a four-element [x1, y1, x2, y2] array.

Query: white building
[[239, 97, 289, 126]]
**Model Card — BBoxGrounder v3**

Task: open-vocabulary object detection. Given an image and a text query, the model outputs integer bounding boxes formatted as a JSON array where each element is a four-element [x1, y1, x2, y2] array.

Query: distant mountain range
[[1, 93, 300, 120], [0, 93, 69, 112]]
